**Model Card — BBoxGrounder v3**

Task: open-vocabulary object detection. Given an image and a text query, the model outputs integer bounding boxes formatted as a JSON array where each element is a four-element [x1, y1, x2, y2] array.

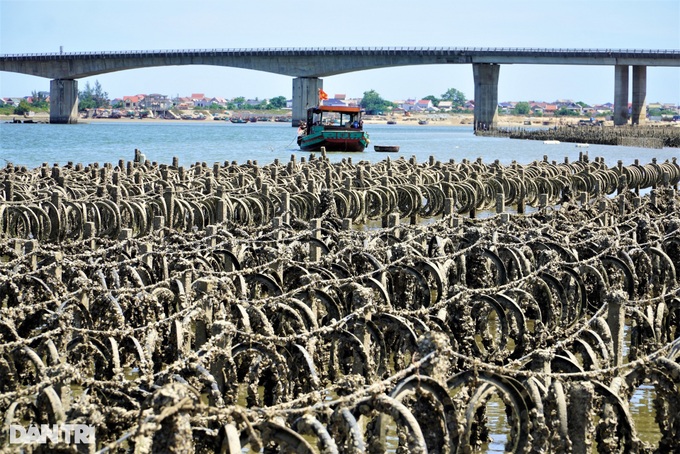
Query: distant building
[[210, 97, 229, 107], [438, 101, 453, 111], [140, 93, 172, 111], [400, 99, 418, 112], [416, 99, 435, 111], [123, 95, 144, 109], [2, 97, 22, 106], [559, 102, 583, 114], [245, 98, 265, 107], [322, 98, 347, 107], [498, 101, 515, 113], [530, 102, 547, 115], [544, 104, 558, 115], [344, 97, 361, 107]]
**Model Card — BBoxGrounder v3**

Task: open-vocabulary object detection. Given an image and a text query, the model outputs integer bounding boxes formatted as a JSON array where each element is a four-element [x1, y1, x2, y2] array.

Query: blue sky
[[1, 0, 679, 105]]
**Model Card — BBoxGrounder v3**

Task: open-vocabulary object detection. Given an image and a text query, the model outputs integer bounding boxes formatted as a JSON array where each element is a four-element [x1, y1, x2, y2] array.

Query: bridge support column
[[613, 65, 629, 126], [292, 77, 322, 127], [631, 65, 647, 125], [50, 79, 79, 124], [473, 63, 500, 131]]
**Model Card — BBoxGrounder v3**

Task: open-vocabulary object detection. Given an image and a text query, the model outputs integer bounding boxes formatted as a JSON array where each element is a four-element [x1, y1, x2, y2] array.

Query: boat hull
[[374, 145, 400, 152], [298, 131, 369, 152]]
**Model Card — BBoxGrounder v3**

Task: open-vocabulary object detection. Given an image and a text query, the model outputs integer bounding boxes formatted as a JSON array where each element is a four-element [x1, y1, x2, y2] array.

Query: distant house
[[560, 102, 583, 114], [498, 101, 515, 113], [245, 99, 264, 107], [322, 98, 347, 107], [3, 97, 22, 106], [344, 98, 361, 107], [210, 97, 229, 107], [530, 102, 547, 115], [334, 94, 346, 100], [140, 93, 172, 111], [123, 95, 144, 109], [593, 103, 613, 115], [544, 104, 558, 115], [399, 100, 415, 112], [175, 96, 193, 107], [416, 99, 435, 111], [438, 101, 453, 111]]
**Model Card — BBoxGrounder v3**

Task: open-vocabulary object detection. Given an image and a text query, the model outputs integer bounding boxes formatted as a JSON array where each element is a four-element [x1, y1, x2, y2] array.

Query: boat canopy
[[309, 105, 362, 114]]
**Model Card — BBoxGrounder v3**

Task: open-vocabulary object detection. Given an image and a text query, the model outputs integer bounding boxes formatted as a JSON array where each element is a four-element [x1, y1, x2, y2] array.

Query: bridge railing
[[2, 47, 680, 59]]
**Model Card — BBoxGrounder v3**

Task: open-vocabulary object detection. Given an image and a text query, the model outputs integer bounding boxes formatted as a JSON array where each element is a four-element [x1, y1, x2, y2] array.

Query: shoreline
[[0, 113, 573, 128], [6, 113, 678, 129]]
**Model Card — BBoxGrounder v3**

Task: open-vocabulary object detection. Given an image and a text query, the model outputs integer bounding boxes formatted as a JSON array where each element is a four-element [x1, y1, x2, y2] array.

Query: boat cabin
[[298, 105, 369, 152], [304, 105, 363, 134]]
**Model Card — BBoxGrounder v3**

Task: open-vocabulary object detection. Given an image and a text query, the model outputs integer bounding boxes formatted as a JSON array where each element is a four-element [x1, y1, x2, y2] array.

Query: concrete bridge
[[1, 47, 678, 126]]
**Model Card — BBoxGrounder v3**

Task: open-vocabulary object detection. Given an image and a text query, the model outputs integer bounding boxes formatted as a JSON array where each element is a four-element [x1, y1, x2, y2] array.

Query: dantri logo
[[9, 424, 95, 444]]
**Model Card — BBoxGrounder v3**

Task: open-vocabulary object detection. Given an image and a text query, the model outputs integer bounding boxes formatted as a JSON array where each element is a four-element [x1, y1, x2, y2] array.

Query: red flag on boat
[[318, 89, 328, 101]]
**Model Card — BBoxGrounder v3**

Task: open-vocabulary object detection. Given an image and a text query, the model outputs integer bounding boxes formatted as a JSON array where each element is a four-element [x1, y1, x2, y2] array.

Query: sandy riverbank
[[2, 112, 584, 128]]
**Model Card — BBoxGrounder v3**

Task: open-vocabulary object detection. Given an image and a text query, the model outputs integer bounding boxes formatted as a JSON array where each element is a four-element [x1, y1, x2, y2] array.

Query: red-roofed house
[[544, 104, 558, 116], [123, 95, 144, 109], [416, 99, 434, 110]]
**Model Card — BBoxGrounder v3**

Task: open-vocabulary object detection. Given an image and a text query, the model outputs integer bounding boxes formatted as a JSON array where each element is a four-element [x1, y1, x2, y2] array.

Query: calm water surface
[[1, 120, 677, 169], [1, 120, 669, 452]]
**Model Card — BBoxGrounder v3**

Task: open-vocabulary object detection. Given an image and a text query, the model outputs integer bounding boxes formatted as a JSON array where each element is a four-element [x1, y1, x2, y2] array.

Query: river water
[[1, 119, 670, 452], [1, 120, 677, 169]]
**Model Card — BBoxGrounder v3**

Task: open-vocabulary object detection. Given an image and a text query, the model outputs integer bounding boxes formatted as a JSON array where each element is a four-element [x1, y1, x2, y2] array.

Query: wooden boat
[[230, 117, 248, 124], [298, 105, 370, 152], [374, 145, 400, 152], [418, 119, 429, 125], [387, 120, 397, 125]]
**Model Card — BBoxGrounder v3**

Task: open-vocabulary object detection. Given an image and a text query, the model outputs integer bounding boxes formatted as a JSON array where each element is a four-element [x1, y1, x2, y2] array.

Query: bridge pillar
[[613, 65, 629, 126], [292, 77, 323, 127], [631, 65, 647, 125], [50, 79, 79, 124], [472, 63, 500, 131]]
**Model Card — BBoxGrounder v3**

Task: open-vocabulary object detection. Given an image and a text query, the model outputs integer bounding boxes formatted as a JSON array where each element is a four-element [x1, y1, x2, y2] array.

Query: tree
[[555, 107, 580, 117], [360, 90, 393, 114], [232, 97, 246, 109], [78, 80, 109, 110], [91, 80, 109, 108], [269, 96, 287, 109], [512, 102, 531, 115], [30, 91, 48, 109], [440, 88, 466, 108], [13, 100, 31, 115], [423, 95, 439, 107]]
